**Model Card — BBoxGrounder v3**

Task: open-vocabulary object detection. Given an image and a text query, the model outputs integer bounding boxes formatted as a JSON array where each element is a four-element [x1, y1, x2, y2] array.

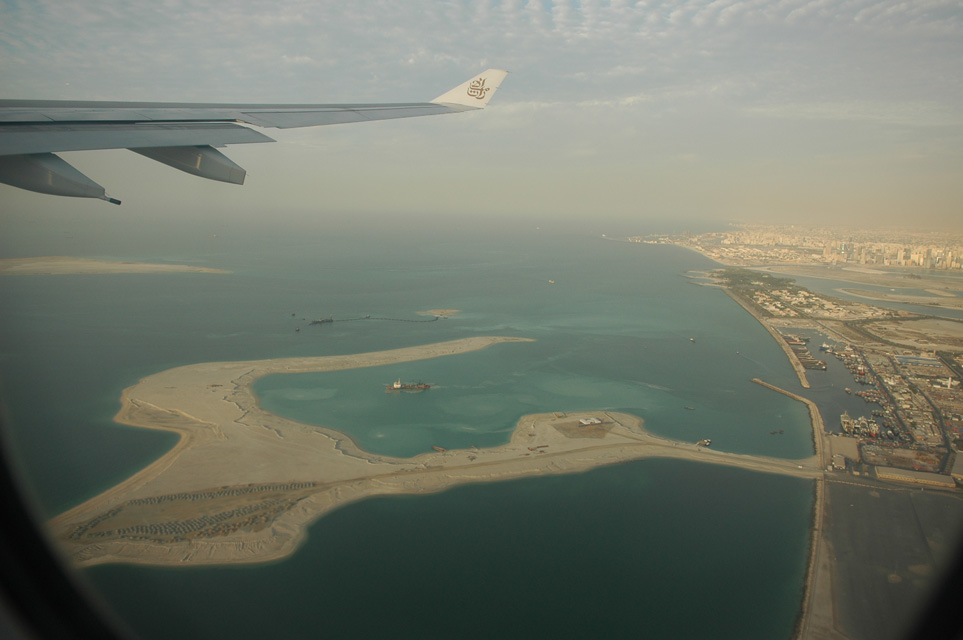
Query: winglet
[[431, 69, 509, 109]]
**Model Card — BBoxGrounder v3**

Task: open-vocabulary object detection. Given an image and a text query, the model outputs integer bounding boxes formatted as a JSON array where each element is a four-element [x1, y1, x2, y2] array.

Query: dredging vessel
[[386, 379, 430, 392]]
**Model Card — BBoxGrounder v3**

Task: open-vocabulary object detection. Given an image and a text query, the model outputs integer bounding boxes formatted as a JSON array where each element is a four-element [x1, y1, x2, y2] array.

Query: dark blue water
[[0, 214, 813, 639], [83, 459, 812, 640]]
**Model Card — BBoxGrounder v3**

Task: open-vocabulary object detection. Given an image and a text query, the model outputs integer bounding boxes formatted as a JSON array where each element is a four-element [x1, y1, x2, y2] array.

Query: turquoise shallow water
[[252, 233, 816, 461], [1, 215, 814, 639]]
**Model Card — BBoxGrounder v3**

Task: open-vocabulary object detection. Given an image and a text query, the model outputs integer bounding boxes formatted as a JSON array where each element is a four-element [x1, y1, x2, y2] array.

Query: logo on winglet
[[466, 78, 490, 100]]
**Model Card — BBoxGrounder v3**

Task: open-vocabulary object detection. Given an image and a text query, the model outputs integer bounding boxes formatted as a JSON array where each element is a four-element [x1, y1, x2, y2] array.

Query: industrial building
[[875, 466, 956, 489]]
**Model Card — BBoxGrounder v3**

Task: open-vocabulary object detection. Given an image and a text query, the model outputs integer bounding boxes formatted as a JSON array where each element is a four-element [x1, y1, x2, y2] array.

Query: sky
[[1, 0, 962, 232]]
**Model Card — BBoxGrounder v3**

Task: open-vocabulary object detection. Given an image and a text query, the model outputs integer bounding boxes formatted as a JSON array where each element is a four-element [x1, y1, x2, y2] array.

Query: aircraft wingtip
[[431, 69, 509, 108]]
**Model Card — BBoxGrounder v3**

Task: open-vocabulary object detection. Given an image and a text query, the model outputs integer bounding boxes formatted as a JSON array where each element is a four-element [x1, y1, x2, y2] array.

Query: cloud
[[575, 95, 651, 109], [745, 100, 963, 127], [281, 54, 315, 65], [2, 0, 961, 225], [600, 65, 648, 77]]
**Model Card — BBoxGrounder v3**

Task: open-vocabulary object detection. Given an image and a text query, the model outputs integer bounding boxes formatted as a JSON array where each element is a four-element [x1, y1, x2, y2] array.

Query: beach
[[49, 335, 822, 568]]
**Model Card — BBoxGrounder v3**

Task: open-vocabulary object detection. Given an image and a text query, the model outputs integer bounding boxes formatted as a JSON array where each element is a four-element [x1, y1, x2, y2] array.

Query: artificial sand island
[[416, 308, 460, 317], [0, 256, 230, 276], [49, 336, 822, 568]]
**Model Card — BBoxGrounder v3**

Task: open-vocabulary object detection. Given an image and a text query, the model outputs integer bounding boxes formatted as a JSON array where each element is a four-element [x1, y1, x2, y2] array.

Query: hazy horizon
[[2, 0, 961, 231]]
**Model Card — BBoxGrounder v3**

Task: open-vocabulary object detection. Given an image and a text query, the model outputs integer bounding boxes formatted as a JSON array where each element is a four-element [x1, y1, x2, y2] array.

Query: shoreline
[[723, 302, 839, 638], [49, 336, 822, 568], [651, 241, 960, 638], [722, 288, 812, 388], [718, 283, 837, 638], [684, 249, 835, 639], [749, 381, 840, 639]]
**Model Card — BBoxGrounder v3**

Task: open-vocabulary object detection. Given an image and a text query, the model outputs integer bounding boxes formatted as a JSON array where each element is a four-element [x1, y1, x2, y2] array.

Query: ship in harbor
[[783, 335, 827, 370], [386, 379, 430, 392]]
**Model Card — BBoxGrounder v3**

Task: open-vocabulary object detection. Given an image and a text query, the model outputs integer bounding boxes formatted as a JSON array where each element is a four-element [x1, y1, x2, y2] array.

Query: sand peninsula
[[49, 336, 822, 568], [0, 256, 230, 276]]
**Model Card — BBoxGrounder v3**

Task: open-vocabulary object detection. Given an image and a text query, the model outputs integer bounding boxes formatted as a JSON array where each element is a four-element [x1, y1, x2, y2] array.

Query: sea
[[1, 211, 834, 639]]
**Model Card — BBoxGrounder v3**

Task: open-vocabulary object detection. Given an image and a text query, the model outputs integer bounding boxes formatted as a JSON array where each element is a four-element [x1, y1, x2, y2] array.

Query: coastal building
[[875, 466, 956, 489], [831, 454, 846, 471], [894, 355, 942, 369]]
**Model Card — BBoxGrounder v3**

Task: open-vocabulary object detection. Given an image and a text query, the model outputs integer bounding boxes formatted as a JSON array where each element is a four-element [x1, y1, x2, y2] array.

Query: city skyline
[[1, 0, 961, 231], [632, 222, 963, 269]]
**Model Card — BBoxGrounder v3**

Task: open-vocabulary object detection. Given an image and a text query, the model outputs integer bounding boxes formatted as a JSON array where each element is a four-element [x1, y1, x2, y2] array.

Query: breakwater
[[723, 289, 811, 388], [309, 315, 440, 325]]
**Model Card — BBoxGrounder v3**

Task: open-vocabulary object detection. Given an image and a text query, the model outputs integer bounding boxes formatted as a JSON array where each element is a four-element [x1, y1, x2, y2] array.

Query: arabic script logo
[[466, 77, 489, 100]]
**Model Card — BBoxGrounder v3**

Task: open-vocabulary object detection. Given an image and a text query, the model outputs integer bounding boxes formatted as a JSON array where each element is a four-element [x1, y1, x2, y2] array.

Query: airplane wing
[[0, 69, 508, 205]]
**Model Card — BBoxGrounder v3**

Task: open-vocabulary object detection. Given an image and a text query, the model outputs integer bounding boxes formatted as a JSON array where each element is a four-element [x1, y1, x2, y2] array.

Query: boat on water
[[386, 379, 430, 391]]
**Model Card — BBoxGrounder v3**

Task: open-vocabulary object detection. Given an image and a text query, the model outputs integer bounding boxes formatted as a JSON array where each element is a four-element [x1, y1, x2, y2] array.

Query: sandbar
[[750, 264, 963, 292], [837, 288, 963, 310], [0, 256, 230, 276], [49, 336, 821, 568], [417, 308, 460, 317]]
